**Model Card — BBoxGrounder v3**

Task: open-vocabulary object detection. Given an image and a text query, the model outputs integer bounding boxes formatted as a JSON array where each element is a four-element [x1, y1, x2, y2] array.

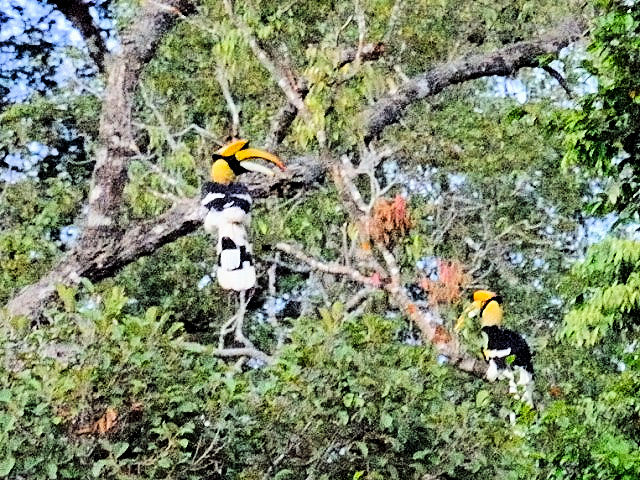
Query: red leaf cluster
[[420, 259, 469, 306], [368, 195, 412, 245]]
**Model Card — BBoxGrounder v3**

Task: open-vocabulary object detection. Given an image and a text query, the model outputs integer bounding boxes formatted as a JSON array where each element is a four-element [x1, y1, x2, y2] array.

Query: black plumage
[[201, 181, 252, 214], [482, 325, 534, 373], [218, 238, 253, 269]]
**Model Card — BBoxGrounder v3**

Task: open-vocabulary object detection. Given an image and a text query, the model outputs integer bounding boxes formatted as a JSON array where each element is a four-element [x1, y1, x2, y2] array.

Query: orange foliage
[[368, 195, 412, 245], [433, 325, 452, 345], [75, 407, 118, 435], [420, 260, 469, 306], [549, 385, 563, 398]]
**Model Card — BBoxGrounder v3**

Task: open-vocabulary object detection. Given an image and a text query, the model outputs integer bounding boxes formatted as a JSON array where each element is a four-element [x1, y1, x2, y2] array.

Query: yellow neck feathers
[[480, 299, 503, 327], [211, 159, 236, 184]]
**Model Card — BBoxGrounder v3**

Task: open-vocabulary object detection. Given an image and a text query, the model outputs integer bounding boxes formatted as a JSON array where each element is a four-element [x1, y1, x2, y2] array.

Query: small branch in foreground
[[542, 65, 573, 98], [176, 341, 274, 365]]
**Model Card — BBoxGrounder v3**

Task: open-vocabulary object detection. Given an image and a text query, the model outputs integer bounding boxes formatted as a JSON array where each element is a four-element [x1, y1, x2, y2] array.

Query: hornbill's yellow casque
[[201, 139, 285, 291], [456, 290, 534, 405]]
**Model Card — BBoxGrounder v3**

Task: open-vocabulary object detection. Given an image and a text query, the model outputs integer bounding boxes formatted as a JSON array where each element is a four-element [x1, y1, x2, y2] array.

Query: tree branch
[[364, 19, 584, 141], [48, 0, 108, 72], [84, 0, 194, 231], [4, 160, 324, 319], [276, 241, 487, 378], [265, 42, 385, 149], [542, 65, 573, 98]]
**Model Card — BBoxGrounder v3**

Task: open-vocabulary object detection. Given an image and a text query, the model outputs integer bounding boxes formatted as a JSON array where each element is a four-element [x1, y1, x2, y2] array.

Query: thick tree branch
[[85, 0, 194, 231], [364, 19, 584, 141], [5, 161, 324, 319], [49, 0, 108, 72]]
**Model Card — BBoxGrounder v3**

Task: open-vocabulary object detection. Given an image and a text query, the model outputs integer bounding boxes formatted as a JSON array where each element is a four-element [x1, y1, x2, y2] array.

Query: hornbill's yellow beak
[[454, 300, 484, 332], [235, 148, 286, 176], [211, 139, 286, 183], [217, 139, 250, 156]]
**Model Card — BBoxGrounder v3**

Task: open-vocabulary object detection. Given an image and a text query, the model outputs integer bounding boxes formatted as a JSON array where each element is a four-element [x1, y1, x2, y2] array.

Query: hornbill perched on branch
[[201, 139, 285, 291], [456, 290, 534, 406]]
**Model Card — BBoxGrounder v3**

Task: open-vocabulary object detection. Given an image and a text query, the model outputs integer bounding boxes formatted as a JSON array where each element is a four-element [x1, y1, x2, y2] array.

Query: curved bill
[[454, 300, 483, 332], [217, 139, 249, 156], [235, 148, 286, 171], [473, 290, 496, 303]]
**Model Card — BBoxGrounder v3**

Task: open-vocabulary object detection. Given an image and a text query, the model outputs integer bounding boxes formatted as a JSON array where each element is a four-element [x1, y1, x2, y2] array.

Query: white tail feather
[[217, 264, 256, 291]]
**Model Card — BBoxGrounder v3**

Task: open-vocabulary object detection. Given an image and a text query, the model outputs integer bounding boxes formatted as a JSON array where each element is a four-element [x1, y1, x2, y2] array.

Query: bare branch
[[276, 240, 487, 378], [48, 0, 107, 72], [265, 42, 384, 148], [215, 67, 241, 137], [140, 85, 178, 151], [276, 242, 379, 287], [222, 0, 308, 117], [542, 65, 573, 98], [364, 19, 584, 141]]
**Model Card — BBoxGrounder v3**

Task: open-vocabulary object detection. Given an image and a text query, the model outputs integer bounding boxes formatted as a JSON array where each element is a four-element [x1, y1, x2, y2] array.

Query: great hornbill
[[201, 139, 285, 291], [456, 290, 534, 405]]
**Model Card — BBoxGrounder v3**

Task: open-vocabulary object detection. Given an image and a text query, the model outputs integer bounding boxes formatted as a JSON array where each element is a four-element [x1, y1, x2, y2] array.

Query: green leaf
[[331, 301, 344, 321], [114, 442, 129, 459], [46, 462, 58, 479], [413, 449, 429, 460], [274, 469, 295, 480], [91, 459, 108, 477], [0, 389, 10, 403], [356, 441, 368, 458], [380, 412, 393, 430], [343, 392, 355, 408], [55, 283, 76, 312], [0, 456, 15, 476], [337, 410, 349, 425], [476, 390, 491, 408]]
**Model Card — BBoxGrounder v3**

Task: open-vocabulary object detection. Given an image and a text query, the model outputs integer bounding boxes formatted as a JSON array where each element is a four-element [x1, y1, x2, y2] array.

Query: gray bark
[[364, 19, 584, 141], [49, 0, 108, 72], [5, 163, 323, 319]]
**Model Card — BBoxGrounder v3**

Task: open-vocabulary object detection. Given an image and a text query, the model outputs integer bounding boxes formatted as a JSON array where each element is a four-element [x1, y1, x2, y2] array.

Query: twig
[[383, 0, 404, 43], [140, 85, 178, 151], [222, 0, 309, 117], [542, 65, 573, 98], [276, 242, 379, 287], [215, 67, 241, 136], [345, 287, 374, 311]]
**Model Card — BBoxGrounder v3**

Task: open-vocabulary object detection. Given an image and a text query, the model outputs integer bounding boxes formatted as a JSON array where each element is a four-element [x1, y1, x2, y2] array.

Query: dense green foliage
[[563, 0, 640, 220], [3, 287, 640, 479]]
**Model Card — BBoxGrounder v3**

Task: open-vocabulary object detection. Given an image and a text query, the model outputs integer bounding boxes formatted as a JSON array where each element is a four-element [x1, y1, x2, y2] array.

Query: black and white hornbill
[[455, 290, 534, 405], [201, 139, 285, 291]]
